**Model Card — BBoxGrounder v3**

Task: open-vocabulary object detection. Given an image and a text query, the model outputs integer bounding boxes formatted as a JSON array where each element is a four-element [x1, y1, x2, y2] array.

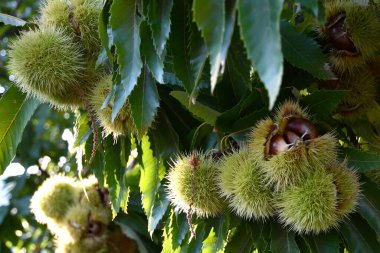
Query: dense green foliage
[[2, 0, 380, 252]]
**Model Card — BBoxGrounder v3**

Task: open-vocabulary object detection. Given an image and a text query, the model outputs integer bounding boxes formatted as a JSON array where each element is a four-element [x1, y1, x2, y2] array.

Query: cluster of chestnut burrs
[[30, 175, 136, 253], [167, 101, 360, 234]]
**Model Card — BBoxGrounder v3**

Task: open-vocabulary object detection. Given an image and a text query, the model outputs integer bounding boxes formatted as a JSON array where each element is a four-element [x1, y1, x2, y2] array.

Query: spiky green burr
[[276, 169, 339, 234], [8, 27, 85, 109], [218, 148, 274, 220], [89, 75, 136, 139], [167, 152, 224, 217]]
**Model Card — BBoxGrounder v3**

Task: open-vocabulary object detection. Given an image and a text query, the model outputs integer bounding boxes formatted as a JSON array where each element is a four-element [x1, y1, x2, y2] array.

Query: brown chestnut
[[326, 14, 357, 53], [283, 130, 300, 144], [269, 134, 289, 156], [285, 118, 318, 141]]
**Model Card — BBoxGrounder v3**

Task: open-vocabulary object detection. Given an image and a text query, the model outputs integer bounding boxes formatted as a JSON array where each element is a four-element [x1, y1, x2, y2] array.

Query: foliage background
[[1, 0, 380, 253]]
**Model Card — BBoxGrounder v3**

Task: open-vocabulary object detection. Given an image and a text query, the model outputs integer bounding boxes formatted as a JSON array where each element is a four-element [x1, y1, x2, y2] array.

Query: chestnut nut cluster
[[267, 117, 318, 157]]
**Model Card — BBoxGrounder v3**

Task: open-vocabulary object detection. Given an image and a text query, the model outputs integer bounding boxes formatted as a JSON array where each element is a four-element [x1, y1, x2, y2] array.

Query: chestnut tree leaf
[[171, 212, 189, 250], [104, 136, 127, 217], [170, 91, 221, 126], [303, 231, 340, 253], [139, 135, 165, 220], [98, 0, 113, 61], [140, 21, 164, 83], [110, 0, 143, 121], [281, 21, 334, 80], [129, 66, 160, 136], [147, 0, 173, 56], [340, 213, 380, 253], [0, 86, 40, 173], [0, 13, 26, 27], [202, 215, 230, 253], [357, 177, 380, 237], [301, 90, 348, 119], [225, 223, 255, 253], [340, 147, 380, 172], [73, 111, 90, 148], [169, 0, 207, 96], [270, 221, 300, 253], [147, 185, 169, 236], [193, 0, 225, 92], [238, 0, 283, 109]]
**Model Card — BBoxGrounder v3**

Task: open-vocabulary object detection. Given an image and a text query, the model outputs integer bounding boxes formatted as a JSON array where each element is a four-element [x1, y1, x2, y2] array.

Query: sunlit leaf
[[238, 0, 283, 109], [110, 0, 143, 120], [0, 13, 26, 27], [129, 66, 160, 136], [148, 185, 169, 236], [0, 86, 40, 173], [104, 136, 127, 217], [139, 135, 165, 220], [193, 0, 225, 91]]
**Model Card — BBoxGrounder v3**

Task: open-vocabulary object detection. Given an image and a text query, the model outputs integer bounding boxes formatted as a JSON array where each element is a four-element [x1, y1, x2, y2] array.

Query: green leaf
[[216, 92, 268, 133], [340, 213, 380, 253], [140, 21, 164, 83], [238, 0, 283, 109], [303, 231, 340, 253], [171, 212, 189, 250], [147, 0, 173, 56], [188, 222, 206, 253], [281, 21, 334, 80], [139, 135, 165, 219], [193, 0, 225, 91], [251, 220, 271, 252], [220, 0, 237, 77], [357, 177, 380, 237], [149, 109, 180, 162], [340, 147, 380, 173], [170, 91, 221, 126], [169, 0, 207, 95], [0, 86, 40, 172], [202, 228, 218, 253], [0, 13, 26, 27], [73, 111, 91, 148], [301, 90, 348, 119], [224, 223, 255, 253], [104, 136, 127, 217], [129, 66, 160, 136], [270, 221, 300, 253], [162, 213, 173, 253], [202, 215, 230, 253], [222, 31, 252, 100], [148, 185, 169, 237], [110, 0, 143, 120], [98, 0, 113, 61]]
